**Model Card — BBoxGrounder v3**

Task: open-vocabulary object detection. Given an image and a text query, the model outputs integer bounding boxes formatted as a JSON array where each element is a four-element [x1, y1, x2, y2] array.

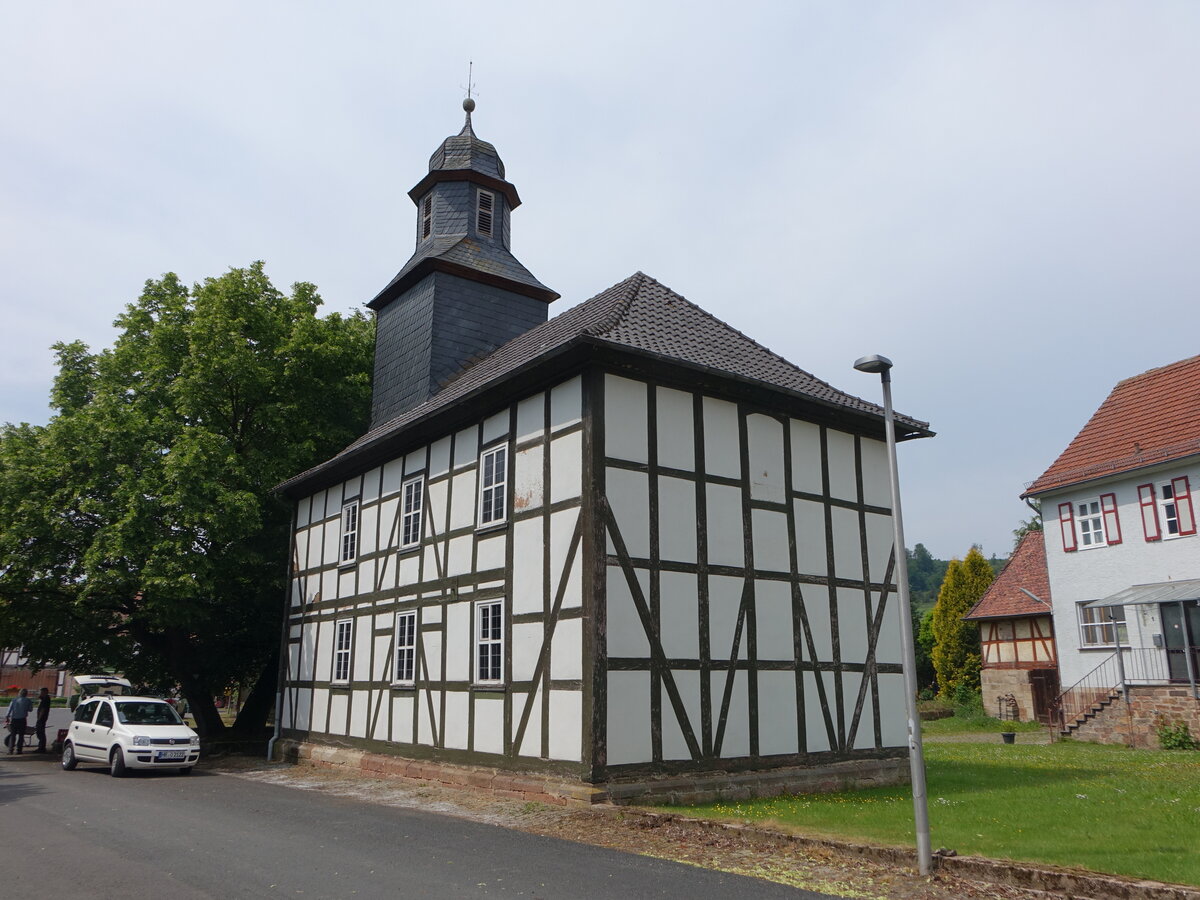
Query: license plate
[[155, 750, 187, 761]]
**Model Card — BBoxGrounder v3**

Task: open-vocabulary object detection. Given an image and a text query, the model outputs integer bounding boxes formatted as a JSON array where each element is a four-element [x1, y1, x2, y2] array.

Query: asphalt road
[[0, 753, 835, 899]]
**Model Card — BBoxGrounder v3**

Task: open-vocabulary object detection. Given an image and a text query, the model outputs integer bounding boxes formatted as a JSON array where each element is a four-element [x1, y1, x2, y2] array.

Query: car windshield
[[115, 701, 184, 726]]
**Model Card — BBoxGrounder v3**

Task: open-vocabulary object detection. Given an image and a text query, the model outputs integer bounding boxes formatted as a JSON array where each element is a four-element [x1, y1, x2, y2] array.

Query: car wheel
[[61, 742, 77, 771], [177, 766, 194, 775], [109, 747, 127, 778]]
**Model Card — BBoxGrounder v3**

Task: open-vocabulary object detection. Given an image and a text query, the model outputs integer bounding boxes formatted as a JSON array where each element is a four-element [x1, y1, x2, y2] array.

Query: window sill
[[470, 683, 507, 694], [475, 521, 509, 536], [338, 561, 357, 571], [330, 683, 351, 690], [398, 544, 421, 555], [390, 683, 416, 692]]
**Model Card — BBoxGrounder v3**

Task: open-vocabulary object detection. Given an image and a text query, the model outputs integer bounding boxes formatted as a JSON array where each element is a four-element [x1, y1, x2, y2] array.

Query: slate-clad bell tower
[[367, 99, 558, 427]]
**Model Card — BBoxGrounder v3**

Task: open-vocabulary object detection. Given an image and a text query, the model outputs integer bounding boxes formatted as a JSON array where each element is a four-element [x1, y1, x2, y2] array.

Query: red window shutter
[[1173, 475, 1197, 536], [1058, 501, 1077, 552], [1138, 483, 1161, 541], [1100, 493, 1122, 545]]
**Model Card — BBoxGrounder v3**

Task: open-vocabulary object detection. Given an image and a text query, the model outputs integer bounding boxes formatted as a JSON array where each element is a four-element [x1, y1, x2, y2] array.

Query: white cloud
[[2, 1, 1197, 557]]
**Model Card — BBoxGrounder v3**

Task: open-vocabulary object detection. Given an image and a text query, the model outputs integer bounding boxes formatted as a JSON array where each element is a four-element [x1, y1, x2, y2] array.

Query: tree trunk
[[231, 653, 277, 736], [180, 676, 225, 738]]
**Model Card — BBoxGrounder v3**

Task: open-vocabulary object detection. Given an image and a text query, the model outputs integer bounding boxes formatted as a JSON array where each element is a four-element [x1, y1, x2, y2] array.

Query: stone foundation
[[981, 668, 1038, 721], [274, 739, 909, 806], [1069, 685, 1200, 749]]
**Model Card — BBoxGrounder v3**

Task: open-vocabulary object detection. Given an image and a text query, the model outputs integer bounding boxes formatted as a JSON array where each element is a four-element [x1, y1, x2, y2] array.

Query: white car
[[62, 695, 200, 776]]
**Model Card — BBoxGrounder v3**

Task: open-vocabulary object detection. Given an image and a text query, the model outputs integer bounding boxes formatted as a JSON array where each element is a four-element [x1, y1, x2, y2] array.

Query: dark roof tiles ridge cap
[[608, 273, 926, 431], [584, 271, 646, 337]]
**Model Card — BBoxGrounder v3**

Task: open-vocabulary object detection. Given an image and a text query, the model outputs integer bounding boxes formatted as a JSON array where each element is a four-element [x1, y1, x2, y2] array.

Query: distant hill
[[906, 543, 1007, 613]]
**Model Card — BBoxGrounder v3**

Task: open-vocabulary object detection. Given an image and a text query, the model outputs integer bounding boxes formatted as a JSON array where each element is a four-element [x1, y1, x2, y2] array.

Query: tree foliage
[[930, 546, 994, 699], [906, 543, 949, 613], [1013, 500, 1043, 550], [914, 606, 937, 693], [0, 263, 373, 735]]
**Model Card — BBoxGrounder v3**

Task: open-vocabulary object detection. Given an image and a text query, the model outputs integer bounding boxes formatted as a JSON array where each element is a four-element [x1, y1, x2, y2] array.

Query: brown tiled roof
[[964, 532, 1051, 620], [279, 273, 933, 496], [1024, 354, 1200, 496]]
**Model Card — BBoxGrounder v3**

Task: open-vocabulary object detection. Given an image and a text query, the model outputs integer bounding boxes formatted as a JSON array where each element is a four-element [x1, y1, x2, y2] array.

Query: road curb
[[606, 807, 1200, 900]]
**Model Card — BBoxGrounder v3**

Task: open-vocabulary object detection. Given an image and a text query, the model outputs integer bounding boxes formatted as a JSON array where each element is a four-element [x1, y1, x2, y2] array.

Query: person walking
[[35, 687, 51, 753], [5, 688, 33, 754]]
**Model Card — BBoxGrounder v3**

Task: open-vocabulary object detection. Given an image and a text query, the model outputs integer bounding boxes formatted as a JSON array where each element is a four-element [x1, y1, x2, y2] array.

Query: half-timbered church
[[275, 100, 933, 802]]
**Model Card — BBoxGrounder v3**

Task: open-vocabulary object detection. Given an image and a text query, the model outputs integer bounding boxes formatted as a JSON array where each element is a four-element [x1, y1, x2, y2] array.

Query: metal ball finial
[[463, 97, 476, 113]]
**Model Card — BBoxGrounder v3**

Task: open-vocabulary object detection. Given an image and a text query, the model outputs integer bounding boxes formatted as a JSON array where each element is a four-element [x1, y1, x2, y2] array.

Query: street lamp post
[[852, 354, 933, 877]]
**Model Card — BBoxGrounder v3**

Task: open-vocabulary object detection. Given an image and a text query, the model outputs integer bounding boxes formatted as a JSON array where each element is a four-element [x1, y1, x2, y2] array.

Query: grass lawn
[[921, 714, 1044, 736], [670, 741, 1200, 886]]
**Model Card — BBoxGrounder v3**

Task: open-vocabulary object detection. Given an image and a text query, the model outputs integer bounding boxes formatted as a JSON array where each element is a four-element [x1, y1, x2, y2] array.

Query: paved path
[[0, 752, 835, 899]]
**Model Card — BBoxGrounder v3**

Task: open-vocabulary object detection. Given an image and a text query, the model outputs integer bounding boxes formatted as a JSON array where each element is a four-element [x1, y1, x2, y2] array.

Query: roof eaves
[[276, 336, 591, 496]]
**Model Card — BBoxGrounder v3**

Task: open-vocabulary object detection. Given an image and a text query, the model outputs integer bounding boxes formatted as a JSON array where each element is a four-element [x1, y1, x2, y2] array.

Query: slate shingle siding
[[428, 273, 547, 396], [370, 279, 438, 425]]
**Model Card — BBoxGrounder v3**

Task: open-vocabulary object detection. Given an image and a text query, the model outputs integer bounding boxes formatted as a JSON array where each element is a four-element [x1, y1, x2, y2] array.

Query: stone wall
[[980, 668, 1036, 721], [1069, 685, 1200, 748], [274, 738, 909, 806]]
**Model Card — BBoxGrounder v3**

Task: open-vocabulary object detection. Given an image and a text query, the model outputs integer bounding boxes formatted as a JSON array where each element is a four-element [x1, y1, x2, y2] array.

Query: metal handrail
[[1050, 647, 1180, 732], [1050, 652, 1122, 731]]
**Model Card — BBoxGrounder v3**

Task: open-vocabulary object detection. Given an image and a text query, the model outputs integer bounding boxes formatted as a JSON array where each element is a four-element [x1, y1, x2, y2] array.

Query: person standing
[[35, 687, 51, 753], [5, 688, 33, 754]]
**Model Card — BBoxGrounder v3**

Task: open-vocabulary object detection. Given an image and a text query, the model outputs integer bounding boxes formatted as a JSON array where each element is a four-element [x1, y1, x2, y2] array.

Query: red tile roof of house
[[964, 532, 1051, 620], [1024, 354, 1200, 496]]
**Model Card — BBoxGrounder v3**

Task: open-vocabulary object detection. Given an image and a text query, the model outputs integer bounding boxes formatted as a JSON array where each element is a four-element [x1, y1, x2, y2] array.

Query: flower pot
[[1001, 731, 1016, 744]]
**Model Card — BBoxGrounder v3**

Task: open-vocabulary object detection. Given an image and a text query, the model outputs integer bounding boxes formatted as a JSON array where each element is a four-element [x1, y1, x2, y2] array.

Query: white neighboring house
[[272, 103, 934, 801], [1023, 354, 1200, 745]]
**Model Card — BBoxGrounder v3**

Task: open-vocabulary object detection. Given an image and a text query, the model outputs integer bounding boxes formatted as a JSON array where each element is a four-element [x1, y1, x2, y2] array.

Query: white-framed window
[[401, 475, 424, 548], [340, 499, 360, 565], [1161, 481, 1182, 537], [394, 610, 416, 686], [1138, 476, 1196, 541], [421, 193, 433, 240], [1060, 494, 1121, 552], [1161, 477, 1195, 538], [474, 599, 504, 685], [1077, 603, 1128, 648], [332, 619, 353, 683], [1076, 499, 1105, 548], [478, 444, 508, 526], [476, 189, 494, 238]]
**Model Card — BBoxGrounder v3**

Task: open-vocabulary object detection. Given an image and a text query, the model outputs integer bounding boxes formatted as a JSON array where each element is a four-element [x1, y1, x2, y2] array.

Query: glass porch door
[[1161, 602, 1200, 683]]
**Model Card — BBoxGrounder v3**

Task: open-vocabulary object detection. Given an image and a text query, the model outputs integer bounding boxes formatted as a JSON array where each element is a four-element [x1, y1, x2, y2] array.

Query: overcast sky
[[2, 2, 1197, 560]]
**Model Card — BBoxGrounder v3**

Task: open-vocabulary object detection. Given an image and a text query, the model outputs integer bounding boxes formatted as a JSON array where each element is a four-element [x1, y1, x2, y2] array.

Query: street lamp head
[[853, 354, 893, 376]]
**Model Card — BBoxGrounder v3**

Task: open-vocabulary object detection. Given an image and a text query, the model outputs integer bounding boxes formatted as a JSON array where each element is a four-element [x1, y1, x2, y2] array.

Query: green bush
[[1156, 718, 1199, 751], [952, 683, 983, 714]]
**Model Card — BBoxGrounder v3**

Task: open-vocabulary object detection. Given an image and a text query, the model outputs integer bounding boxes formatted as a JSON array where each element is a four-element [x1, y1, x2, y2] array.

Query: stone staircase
[[1058, 688, 1121, 737]]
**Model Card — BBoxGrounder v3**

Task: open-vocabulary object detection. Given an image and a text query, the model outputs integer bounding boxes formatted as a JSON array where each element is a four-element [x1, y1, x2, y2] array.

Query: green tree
[[0, 263, 373, 736], [913, 606, 936, 693], [1013, 500, 1043, 550], [930, 546, 994, 699], [906, 543, 949, 612]]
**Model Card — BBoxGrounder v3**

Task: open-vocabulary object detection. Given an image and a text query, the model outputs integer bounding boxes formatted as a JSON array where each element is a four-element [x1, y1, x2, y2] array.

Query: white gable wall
[[1040, 456, 1200, 688], [600, 373, 903, 775], [283, 375, 587, 770]]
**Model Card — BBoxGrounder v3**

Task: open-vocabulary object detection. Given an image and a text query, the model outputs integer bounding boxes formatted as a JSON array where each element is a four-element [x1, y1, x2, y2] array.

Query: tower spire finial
[[462, 61, 476, 119]]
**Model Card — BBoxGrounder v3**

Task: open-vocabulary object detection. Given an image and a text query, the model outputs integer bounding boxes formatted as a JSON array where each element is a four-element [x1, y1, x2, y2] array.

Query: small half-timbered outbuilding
[[963, 532, 1058, 722], [274, 103, 933, 801]]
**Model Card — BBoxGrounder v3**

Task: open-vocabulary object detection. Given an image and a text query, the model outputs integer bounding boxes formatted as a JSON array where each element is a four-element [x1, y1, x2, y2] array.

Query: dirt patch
[[213, 759, 1045, 899]]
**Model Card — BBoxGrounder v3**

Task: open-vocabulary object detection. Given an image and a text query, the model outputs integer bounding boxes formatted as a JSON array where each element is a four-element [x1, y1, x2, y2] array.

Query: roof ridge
[[1113, 352, 1200, 389], [586, 272, 646, 337], [610, 272, 882, 416]]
